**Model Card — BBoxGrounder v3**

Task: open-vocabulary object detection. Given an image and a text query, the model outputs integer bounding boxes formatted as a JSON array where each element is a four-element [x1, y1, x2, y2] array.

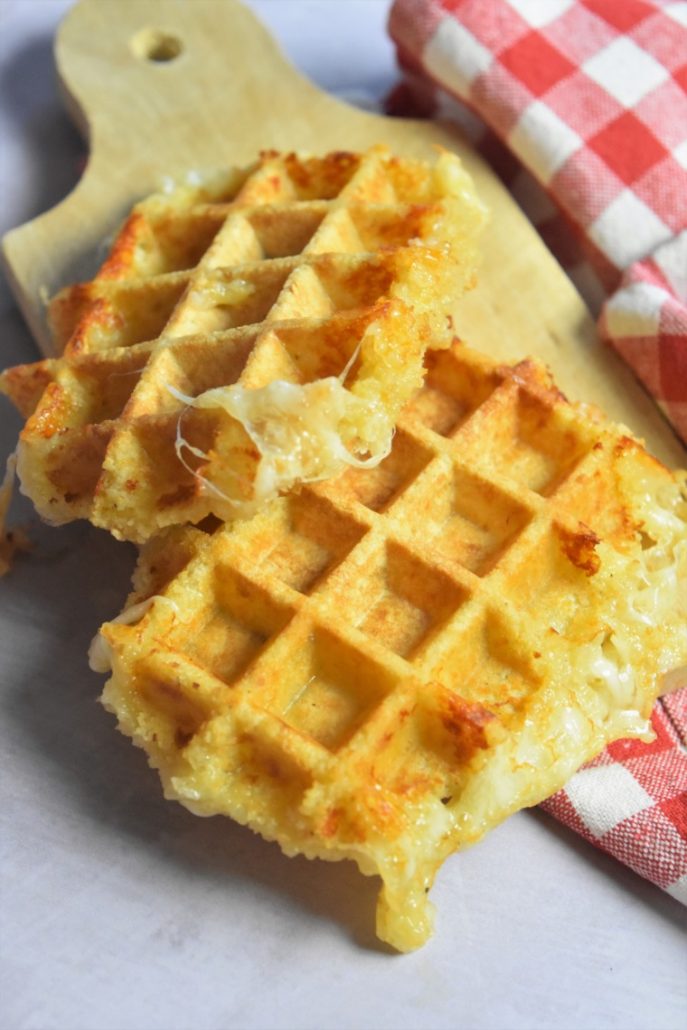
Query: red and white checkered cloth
[[387, 0, 687, 903], [541, 693, 687, 904], [387, 0, 687, 441]]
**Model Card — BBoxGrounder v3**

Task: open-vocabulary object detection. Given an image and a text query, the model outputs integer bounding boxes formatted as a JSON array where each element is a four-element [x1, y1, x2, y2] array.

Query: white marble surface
[[0, 3, 685, 1029]]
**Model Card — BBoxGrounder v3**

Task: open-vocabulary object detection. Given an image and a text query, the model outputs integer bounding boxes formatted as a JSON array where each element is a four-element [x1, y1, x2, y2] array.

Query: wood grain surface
[[2, 0, 683, 466]]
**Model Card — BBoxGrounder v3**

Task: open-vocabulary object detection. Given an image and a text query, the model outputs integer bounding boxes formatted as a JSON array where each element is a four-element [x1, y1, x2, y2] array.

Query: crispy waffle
[[1, 147, 486, 543], [91, 342, 687, 952], [0, 453, 27, 577]]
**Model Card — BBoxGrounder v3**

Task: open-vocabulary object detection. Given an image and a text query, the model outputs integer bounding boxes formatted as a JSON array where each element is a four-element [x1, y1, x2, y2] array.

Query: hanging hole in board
[[130, 28, 183, 63]]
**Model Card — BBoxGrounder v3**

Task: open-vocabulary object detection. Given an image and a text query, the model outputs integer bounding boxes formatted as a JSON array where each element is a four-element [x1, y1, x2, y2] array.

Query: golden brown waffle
[[1, 147, 486, 543], [0, 453, 28, 577], [91, 342, 687, 952]]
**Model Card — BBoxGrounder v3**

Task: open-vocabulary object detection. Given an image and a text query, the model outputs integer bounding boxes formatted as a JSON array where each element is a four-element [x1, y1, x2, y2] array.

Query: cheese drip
[[171, 350, 391, 514]]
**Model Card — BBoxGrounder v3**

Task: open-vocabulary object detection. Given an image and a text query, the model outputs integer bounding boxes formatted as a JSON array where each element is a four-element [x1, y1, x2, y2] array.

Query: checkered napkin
[[387, 0, 687, 902], [387, 0, 687, 442], [541, 695, 687, 904]]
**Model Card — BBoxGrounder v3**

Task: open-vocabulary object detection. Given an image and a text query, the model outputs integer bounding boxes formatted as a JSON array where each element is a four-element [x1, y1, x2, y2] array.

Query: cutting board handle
[[54, 0, 330, 162]]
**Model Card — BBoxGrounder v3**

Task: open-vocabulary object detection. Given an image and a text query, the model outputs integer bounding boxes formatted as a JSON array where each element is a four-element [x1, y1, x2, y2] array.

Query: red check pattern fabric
[[388, 0, 687, 903], [387, 0, 687, 441], [541, 695, 687, 904]]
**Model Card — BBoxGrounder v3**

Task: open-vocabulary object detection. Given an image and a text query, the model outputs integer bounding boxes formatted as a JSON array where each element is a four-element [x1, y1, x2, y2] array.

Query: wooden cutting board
[[2, 0, 683, 466]]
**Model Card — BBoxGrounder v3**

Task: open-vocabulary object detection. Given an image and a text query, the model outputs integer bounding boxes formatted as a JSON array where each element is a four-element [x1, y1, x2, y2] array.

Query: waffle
[[90, 341, 687, 952], [0, 453, 27, 577], [1, 147, 486, 543]]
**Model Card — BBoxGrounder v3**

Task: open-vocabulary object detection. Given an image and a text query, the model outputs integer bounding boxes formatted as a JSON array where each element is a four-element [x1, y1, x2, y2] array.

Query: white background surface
[[1, 3, 685, 1029]]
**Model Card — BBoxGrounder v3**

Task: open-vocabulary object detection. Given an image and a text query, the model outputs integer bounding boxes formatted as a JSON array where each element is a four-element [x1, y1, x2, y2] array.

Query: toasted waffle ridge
[[2, 147, 486, 542], [92, 343, 687, 951]]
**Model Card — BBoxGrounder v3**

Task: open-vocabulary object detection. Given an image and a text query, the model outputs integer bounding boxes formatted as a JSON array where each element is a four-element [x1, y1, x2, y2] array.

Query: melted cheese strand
[[169, 370, 392, 515]]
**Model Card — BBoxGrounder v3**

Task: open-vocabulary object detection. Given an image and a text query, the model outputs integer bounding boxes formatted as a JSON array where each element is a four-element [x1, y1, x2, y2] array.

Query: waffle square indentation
[[75, 278, 189, 352], [174, 567, 292, 686], [274, 317, 364, 382], [422, 464, 533, 576], [484, 390, 589, 496], [340, 541, 468, 659], [350, 205, 432, 251], [113, 413, 214, 513], [407, 349, 501, 437], [331, 428, 432, 512], [502, 520, 603, 635], [279, 627, 398, 751], [44, 423, 114, 506], [248, 207, 326, 258], [146, 210, 227, 274], [283, 152, 362, 200], [169, 266, 293, 336], [263, 492, 366, 594], [308, 256, 398, 314], [266, 264, 336, 321], [136, 655, 216, 749], [149, 331, 258, 410], [65, 350, 147, 426], [423, 610, 540, 718]]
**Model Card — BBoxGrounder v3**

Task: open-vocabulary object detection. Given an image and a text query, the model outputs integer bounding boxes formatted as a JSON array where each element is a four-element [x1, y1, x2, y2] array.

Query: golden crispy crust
[[1, 147, 486, 543], [94, 342, 687, 951]]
